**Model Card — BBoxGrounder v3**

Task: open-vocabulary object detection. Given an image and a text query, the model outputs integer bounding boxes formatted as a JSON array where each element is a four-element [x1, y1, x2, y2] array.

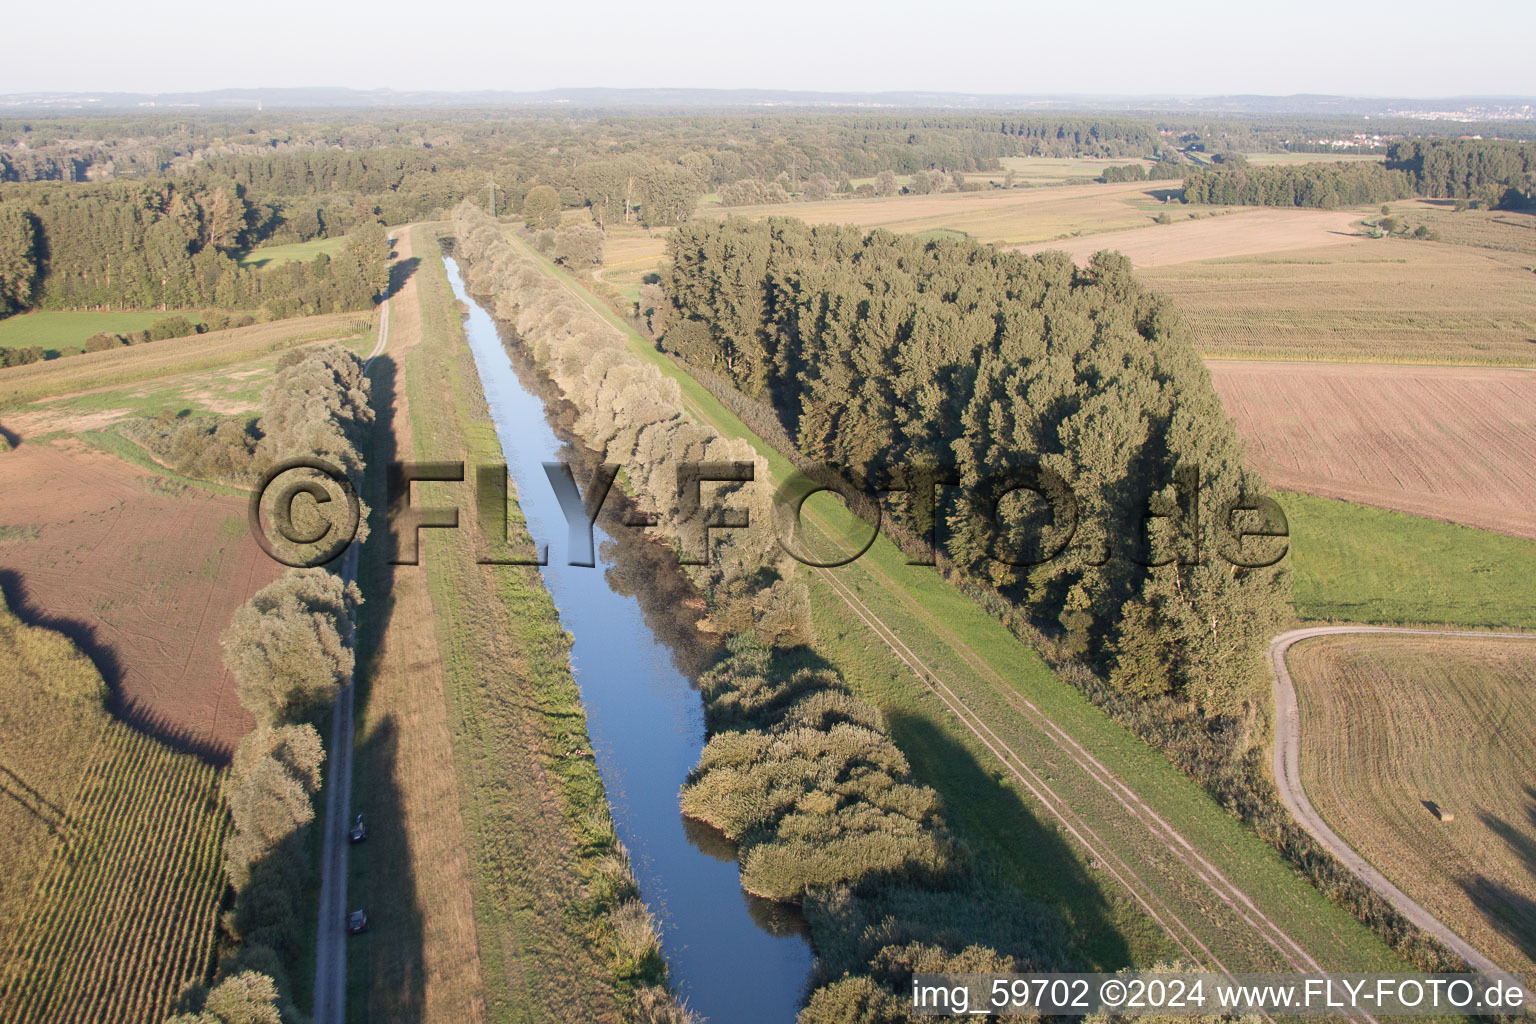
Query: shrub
[[222, 569, 361, 725]]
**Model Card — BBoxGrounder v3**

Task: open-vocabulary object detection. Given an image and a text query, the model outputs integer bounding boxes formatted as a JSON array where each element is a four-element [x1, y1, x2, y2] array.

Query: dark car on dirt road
[[346, 909, 368, 934], [349, 814, 366, 843]]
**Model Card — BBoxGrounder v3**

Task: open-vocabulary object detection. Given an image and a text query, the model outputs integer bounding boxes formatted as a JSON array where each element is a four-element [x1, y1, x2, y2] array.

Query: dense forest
[[1385, 138, 1536, 207], [661, 217, 1290, 718], [0, 178, 391, 316]]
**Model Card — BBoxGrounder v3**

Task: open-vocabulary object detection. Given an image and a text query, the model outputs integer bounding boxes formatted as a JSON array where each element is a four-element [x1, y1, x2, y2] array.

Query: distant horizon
[[4, 85, 1535, 102], [3, 85, 1534, 120], [5, 0, 1533, 99]]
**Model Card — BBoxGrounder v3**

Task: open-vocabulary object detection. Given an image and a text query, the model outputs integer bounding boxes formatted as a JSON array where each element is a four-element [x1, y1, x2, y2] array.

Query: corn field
[[0, 723, 228, 1023]]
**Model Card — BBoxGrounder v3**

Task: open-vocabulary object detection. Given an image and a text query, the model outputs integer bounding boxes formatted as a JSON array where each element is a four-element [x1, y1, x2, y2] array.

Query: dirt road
[[1270, 625, 1536, 975], [312, 243, 396, 1024]]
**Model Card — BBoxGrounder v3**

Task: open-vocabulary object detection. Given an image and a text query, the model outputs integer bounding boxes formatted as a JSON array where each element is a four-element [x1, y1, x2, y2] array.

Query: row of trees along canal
[[451, 201, 1101, 1021]]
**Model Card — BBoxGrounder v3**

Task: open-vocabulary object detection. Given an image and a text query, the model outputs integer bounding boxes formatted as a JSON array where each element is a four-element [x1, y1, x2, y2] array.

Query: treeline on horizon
[[1182, 139, 1536, 209]]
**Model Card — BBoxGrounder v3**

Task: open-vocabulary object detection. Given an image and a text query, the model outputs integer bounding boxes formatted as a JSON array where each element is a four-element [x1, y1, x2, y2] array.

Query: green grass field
[[236, 235, 346, 269], [0, 311, 207, 356], [1283, 491, 1536, 629], [504, 228, 1412, 975]]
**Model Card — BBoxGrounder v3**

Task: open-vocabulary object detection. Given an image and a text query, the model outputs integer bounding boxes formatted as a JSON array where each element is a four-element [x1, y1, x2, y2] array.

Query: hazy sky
[[5, 0, 1533, 98]]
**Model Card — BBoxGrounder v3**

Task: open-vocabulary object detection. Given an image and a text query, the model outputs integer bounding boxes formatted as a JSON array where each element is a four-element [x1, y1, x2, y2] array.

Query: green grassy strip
[[505, 230, 1410, 973], [1283, 491, 1536, 629]]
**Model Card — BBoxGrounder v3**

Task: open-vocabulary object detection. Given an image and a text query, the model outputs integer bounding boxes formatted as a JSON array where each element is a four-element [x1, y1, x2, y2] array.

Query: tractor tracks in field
[[1270, 625, 1536, 976]]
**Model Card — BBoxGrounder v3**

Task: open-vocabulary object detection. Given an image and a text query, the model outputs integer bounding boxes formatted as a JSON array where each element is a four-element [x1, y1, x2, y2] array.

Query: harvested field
[[1209, 360, 1536, 540], [1012, 207, 1362, 267], [1289, 633, 1536, 973], [0, 440, 281, 757], [1144, 238, 1536, 364], [1377, 201, 1536, 257], [695, 178, 1182, 246]]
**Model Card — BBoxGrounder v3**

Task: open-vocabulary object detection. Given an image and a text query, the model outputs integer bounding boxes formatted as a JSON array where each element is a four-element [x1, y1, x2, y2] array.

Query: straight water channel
[[445, 256, 813, 1022]]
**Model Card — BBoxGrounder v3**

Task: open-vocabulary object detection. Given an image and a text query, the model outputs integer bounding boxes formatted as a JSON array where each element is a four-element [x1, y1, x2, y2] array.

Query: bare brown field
[[694, 177, 1179, 246], [1013, 207, 1362, 267], [1209, 359, 1536, 539], [0, 440, 280, 755], [1290, 634, 1536, 974], [1146, 238, 1536, 364]]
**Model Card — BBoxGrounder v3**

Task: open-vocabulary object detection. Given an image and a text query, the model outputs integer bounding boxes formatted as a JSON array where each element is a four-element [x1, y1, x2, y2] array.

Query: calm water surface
[[445, 257, 812, 1023]]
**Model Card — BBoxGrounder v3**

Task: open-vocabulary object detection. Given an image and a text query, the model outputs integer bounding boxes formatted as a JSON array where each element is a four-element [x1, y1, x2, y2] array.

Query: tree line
[[1181, 162, 1414, 207], [1182, 139, 1536, 210], [0, 179, 391, 318], [1385, 138, 1536, 208], [160, 342, 372, 1023]]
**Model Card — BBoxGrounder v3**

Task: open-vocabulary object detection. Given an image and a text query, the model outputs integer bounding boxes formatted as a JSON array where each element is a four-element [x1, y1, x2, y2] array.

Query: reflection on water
[[445, 257, 812, 1023]]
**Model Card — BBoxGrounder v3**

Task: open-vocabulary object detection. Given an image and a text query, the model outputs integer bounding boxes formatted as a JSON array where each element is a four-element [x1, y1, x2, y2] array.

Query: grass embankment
[[1290, 633, 1536, 974], [505, 229, 1411, 975], [346, 225, 662, 1023], [0, 591, 228, 1024], [1284, 492, 1536, 630]]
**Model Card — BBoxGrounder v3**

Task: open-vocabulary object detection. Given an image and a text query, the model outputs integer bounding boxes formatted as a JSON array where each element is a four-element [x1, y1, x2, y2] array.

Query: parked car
[[346, 909, 368, 934], [348, 814, 366, 843]]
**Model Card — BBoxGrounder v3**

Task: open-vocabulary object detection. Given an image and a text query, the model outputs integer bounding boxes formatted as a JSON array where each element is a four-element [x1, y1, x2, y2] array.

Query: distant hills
[[2, 87, 1533, 120]]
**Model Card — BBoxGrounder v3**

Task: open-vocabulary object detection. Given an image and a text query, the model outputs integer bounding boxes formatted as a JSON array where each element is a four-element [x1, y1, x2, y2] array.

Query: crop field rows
[[1143, 239, 1536, 364], [1290, 634, 1536, 975], [0, 722, 228, 1024]]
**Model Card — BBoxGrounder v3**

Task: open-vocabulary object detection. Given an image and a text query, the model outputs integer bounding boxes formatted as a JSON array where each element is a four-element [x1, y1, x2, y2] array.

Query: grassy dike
[[347, 225, 671, 1023], [501, 228, 1414, 976]]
